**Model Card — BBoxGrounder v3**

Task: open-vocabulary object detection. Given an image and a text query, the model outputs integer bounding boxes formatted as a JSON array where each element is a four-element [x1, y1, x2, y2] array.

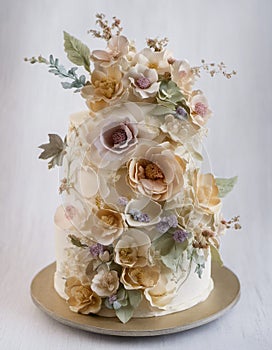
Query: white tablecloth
[[0, 0, 271, 349]]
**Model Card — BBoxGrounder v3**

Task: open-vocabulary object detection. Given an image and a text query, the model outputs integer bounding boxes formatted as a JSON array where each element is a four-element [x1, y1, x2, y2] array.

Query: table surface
[[0, 0, 271, 349]]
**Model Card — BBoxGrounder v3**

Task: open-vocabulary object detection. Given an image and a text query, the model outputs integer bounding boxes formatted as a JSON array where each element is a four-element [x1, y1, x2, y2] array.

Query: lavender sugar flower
[[156, 214, 178, 234], [89, 243, 104, 257], [173, 229, 189, 243], [129, 209, 150, 223]]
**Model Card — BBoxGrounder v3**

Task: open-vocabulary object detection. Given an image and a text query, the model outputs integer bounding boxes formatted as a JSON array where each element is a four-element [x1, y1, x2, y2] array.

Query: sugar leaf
[[115, 305, 134, 324], [127, 290, 142, 308], [38, 134, 67, 169], [215, 176, 238, 198], [210, 244, 223, 266], [68, 234, 88, 248], [161, 241, 188, 271], [63, 31, 91, 72]]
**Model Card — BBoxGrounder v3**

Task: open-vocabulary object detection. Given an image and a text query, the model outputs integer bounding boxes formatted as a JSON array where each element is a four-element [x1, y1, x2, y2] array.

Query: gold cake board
[[30, 262, 240, 337]]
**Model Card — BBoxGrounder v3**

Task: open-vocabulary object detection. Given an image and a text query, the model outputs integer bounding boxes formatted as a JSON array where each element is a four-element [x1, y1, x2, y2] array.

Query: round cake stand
[[30, 262, 240, 337]]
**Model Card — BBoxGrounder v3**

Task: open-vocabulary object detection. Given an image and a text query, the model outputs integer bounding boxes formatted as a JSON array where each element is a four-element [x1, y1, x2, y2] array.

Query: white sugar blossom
[[126, 64, 160, 98], [171, 59, 195, 94], [133, 48, 171, 74], [91, 265, 119, 297], [189, 90, 212, 126]]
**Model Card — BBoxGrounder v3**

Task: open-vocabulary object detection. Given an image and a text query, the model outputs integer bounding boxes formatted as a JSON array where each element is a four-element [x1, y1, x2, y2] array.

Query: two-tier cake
[[28, 14, 240, 323]]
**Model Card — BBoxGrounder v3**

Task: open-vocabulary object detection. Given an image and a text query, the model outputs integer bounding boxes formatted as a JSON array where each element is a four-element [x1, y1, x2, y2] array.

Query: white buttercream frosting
[[54, 218, 213, 318]]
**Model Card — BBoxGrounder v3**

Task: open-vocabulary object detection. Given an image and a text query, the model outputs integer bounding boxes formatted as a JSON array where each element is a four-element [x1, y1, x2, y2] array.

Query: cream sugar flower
[[121, 265, 160, 290], [114, 229, 152, 268], [65, 277, 102, 314], [133, 48, 171, 74], [192, 170, 221, 215], [127, 142, 185, 201], [190, 90, 212, 126], [82, 208, 125, 245], [91, 264, 119, 297], [126, 64, 160, 99], [91, 35, 130, 65], [85, 102, 159, 169], [144, 265, 176, 309], [170, 59, 195, 94], [81, 64, 127, 112]]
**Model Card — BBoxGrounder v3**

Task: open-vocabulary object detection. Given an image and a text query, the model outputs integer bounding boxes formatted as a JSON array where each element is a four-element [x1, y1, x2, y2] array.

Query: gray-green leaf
[[127, 290, 142, 308], [68, 234, 88, 248], [64, 31, 91, 72], [115, 305, 134, 324], [210, 244, 223, 266], [161, 242, 188, 271], [38, 134, 67, 169], [215, 176, 238, 198]]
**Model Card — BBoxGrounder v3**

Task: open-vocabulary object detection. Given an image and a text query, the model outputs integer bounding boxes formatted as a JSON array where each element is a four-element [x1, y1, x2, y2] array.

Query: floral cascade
[[27, 14, 240, 323]]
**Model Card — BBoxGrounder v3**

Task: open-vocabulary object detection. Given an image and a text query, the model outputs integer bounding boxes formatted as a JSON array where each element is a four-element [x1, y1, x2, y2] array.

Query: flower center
[[101, 214, 116, 226], [95, 78, 117, 99], [112, 128, 127, 145], [194, 102, 208, 117], [148, 63, 158, 70], [145, 162, 164, 180], [135, 76, 151, 89], [119, 248, 134, 263], [138, 159, 165, 180]]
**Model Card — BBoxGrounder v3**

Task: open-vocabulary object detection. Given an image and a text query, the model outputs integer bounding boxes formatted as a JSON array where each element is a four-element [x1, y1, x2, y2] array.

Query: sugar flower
[[81, 65, 126, 112], [83, 208, 125, 245], [144, 265, 176, 309], [85, 102, 158, 169], [121, 265, 160, 290], [156, 214, 178, 234], [192, 170, 221, 214], [189, 90, 212, 126], [126, 64, 160, 99], [134, 48, 171, 74], [170, 59, 195, 94], [127, 142, 185, 201], [173, 229, 189, 243], [125, 197, 162, 228], [92, 35, 129, 65], [54, 196, 90, 231], [114, 229, 151, 267], [91, 265, 119, 297], [65, 277, 102, 314]]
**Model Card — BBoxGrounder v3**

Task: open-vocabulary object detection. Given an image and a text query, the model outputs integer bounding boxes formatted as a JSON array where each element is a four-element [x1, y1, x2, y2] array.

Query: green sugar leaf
[[68, 234, 88, 248], [115, 305, 134, 324], [161, 241, 188, 271], [127, 290, 142, 308], [215, 176, 238, 198], [210, 244, 223, 267], [64, 31, 91, 72]]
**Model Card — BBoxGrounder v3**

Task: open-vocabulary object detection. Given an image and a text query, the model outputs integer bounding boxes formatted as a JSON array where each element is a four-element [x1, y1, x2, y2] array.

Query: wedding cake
[[28, 14, 239, 323]]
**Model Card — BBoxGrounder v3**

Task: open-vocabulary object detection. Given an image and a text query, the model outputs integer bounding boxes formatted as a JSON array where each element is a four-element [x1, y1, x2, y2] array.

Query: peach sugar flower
[[65, 277, 102, 314]]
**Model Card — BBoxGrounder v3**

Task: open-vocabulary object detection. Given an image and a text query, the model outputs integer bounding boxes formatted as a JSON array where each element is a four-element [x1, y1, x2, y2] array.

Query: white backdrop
[[0, 0, 271, 349]]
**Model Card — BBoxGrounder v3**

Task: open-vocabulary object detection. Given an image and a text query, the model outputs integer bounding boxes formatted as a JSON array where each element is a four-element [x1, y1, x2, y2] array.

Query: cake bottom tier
[[54, 222, 214, 318]]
